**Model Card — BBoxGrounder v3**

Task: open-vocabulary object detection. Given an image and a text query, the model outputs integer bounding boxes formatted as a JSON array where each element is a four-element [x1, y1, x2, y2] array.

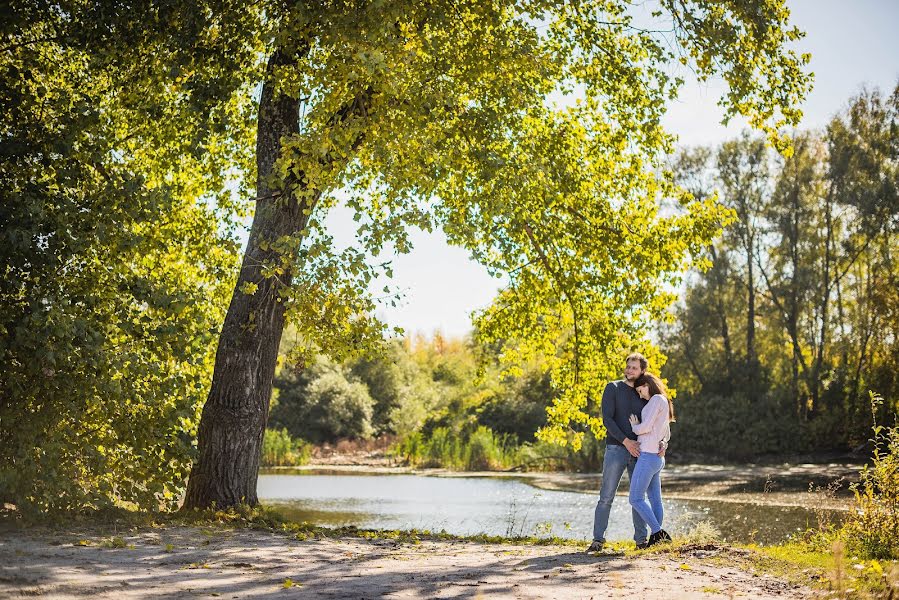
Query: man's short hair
[[626, 352, 648, 371]]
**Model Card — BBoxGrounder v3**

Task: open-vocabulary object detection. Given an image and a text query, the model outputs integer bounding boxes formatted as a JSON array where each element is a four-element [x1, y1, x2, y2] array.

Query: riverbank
[[0, 522, 822, 599]]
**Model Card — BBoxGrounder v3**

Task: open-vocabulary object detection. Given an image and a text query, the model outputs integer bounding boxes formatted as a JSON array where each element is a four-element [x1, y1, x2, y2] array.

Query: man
[[586, 352, 662, 551]]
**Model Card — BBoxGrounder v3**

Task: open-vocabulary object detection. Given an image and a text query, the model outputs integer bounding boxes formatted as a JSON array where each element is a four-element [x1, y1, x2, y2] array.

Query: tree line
[[267, 330, 608, 471], [268, 82, 899, 463], [662, 83, 899, 458]]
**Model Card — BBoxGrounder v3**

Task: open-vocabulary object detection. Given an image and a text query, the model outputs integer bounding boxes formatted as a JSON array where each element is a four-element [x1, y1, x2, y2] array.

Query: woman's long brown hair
[[634, 373, 675, 422]]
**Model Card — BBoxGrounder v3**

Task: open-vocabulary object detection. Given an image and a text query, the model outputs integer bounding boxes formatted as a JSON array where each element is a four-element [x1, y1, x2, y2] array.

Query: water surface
[[258, 472, 837, 544]]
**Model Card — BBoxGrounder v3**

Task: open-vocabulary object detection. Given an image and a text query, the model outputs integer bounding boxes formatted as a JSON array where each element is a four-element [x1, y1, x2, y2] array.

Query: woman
[[627, 372, 675, 547]]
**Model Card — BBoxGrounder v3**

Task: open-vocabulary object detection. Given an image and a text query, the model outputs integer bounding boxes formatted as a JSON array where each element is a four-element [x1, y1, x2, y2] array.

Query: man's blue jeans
[[592, 443, 648, 544], [628, 453, 665, 534]]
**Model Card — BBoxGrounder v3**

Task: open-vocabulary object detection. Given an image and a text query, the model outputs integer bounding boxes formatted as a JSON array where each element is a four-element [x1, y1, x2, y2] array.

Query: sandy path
[[0, 527, 816, 599]]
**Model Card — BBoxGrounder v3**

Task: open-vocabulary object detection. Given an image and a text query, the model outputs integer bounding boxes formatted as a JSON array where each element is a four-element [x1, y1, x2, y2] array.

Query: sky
[[293, 0, 899, 339]]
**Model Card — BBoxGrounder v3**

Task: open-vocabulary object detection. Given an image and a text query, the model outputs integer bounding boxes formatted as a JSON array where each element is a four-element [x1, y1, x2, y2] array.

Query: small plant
[[390, 431, 424, 466], [466, 426, 502, 470], [101, 536, 128, 548], [261, 428, 312, 467], [677, 521, 722, 546], [426, 427, 462, 468], [843, 392, 899, 559]]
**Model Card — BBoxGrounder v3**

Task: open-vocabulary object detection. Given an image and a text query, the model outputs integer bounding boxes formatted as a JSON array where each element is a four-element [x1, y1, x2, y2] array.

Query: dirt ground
[[0, 526, 818, 599]]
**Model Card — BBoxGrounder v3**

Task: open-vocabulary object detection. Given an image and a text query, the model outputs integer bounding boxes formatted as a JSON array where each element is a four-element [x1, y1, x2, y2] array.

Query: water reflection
[[257, 473, 841, 544]]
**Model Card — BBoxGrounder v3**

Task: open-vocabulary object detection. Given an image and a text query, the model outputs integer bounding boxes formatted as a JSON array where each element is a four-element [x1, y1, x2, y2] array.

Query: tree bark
[[183, 48, 372, 510], [809, 193, 834, 416], [708, 245, 733, 374], [183, 50, 305, 509]]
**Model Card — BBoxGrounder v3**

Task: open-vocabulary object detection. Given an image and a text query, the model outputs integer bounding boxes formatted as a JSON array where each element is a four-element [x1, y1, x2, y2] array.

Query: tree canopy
[[2, 0, 812, 510]]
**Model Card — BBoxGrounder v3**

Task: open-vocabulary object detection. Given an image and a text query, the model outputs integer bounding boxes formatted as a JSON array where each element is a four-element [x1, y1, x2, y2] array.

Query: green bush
[[270, 358, 375, 443], [671, 389, 796, 458], [392, 425, 529, 471], [842, 393, 899, 559], [466, 426, 503, 470], [476, 370, 555, 442], [261, 428, 312, 467], [391, 431, 425, 465], [426, 427, 462, 468]]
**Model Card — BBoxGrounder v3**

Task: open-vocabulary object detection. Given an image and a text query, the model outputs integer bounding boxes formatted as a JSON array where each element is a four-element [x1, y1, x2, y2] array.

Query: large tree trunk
[[183, 51, 304, 509], [183, 48, 372, 509]]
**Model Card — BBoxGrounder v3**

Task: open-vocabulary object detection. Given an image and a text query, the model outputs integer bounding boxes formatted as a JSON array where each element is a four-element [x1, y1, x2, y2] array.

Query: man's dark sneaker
[[647, 529, 672, 547], [586, 540, 605, 553], [635, 541, 649, 550]]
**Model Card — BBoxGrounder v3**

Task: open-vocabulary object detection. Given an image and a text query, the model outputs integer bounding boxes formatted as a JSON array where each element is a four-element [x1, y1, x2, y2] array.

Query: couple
[[587, 353, 675, 551]]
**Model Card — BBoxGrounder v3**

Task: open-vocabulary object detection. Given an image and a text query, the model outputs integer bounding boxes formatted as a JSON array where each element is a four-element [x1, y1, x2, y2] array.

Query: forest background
[[2, 0, 897, 515], [262, 80, 899, 470]]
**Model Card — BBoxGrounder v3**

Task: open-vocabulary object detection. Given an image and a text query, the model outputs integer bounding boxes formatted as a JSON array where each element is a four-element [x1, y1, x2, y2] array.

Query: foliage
[[477, 369, 556, 443], [0, 1, 259, 512], [348, 339, 438, 436], [261, 428, 312, 467], [270, 358, 375, 444], [5, 0, 814, 509], [672, 391, 796, 458], [390, 414, 600, 473], [186, 0, 813, 495], [391, 425, 509, 470], [661, 83, 899, 455], [466, 426, 508, 470], [843, 393, 899, 560], [424, 427, 464, 468]]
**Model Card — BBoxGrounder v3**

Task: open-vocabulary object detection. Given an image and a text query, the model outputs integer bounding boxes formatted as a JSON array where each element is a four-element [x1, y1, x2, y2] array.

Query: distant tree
[[348, 340, 437, 435], [661, 82, 899, 455], [477, 369, 556, 443], [270, 358, 375, 443]]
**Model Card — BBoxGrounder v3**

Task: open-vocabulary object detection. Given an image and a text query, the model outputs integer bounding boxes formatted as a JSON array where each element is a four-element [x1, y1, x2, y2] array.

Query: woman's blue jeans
[[628, 453, 665, 534], [592, 444, 648, 544]]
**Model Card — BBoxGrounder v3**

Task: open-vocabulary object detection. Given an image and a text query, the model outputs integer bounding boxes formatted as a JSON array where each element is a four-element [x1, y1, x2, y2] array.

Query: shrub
[[261, 428, 312, 467], [466, 426, 503, 470], [426, 427, 462, 468], [671, 389, 796, 458], [842, 392, 899, 559], [270, 358, 375, 443], [392, 426, 516, 470], [391, 431, 425, 465]]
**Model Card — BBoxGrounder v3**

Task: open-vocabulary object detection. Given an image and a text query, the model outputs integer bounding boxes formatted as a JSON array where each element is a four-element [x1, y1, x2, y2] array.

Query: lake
[[258, 471, 840, 544]]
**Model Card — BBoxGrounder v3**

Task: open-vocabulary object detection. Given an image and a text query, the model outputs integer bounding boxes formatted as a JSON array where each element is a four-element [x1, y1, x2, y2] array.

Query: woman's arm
[[630, 396, 666, 435]]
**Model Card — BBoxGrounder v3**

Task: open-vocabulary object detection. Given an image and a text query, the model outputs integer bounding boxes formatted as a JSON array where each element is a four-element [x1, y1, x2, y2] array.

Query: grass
[[746, 539, 899, 599]]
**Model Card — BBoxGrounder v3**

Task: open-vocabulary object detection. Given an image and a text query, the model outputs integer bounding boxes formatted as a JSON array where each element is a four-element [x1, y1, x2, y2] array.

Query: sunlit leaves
[[241, 0, 804, 448], [0, 1, 263, 511]]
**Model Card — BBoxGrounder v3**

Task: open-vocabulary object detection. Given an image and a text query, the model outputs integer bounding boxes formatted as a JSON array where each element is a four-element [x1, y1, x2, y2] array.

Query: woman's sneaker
[[585, 540, 605, 553], [647, 529, 672, 547]]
